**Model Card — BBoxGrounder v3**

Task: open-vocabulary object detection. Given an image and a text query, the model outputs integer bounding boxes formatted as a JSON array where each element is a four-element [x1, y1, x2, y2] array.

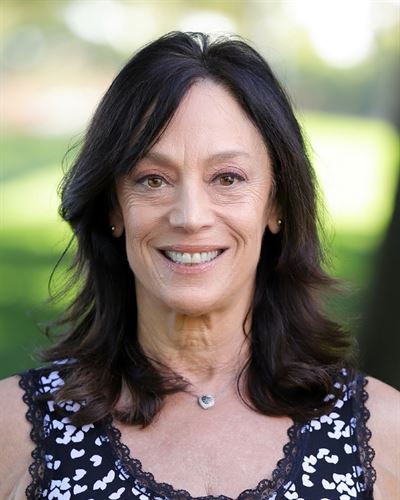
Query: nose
[[168, 180, 215, 232]]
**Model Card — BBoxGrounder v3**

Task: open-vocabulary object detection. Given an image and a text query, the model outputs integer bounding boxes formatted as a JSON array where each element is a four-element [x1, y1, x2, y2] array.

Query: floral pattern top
[[19, 364, 376, 499]]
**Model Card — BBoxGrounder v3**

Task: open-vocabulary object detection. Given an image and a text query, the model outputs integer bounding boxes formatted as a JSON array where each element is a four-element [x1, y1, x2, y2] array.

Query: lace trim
[[19, 370, 49, 500], [352, 375, 377, 496], [103, 415, 304, 499]]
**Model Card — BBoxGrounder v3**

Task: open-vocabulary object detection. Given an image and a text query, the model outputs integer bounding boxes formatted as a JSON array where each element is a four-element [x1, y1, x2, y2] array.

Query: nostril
[[168, 198, 215, 230]]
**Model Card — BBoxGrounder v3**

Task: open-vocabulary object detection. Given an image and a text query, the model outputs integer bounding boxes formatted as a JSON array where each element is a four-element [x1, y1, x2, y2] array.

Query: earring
[[111, 225, 116, 233], [277, 219, 283, 226]]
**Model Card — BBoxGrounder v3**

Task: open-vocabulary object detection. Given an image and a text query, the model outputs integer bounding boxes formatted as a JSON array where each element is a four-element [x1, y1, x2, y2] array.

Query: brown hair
[[43, 31, 354, 426]]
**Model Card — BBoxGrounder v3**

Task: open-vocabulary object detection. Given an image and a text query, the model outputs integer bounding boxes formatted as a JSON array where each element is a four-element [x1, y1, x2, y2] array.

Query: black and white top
[[19, 365, 376, 499]]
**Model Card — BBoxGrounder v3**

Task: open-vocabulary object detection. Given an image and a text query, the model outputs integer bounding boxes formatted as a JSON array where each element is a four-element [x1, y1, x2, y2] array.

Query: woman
[[0, 31, 398, 500]]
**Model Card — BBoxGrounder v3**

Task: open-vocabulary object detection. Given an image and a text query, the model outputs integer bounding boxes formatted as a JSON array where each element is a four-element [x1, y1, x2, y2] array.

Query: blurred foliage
[[285, 23, 400, 121], [2, 0, 399, 126], [1, 0, 399, 383], [1, 113, 398, 378]]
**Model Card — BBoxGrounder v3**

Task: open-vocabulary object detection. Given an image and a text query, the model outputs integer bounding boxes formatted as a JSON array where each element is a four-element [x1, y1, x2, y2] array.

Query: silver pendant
[[198, 395, 215, 409]]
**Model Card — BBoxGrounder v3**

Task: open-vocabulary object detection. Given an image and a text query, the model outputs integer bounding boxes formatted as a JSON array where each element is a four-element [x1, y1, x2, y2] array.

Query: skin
[[0, 81, 399, 498], [112, 80, 280, 384]]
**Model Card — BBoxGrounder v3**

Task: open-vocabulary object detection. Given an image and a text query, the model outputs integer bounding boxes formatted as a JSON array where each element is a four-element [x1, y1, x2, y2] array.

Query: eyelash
[[214, 171, 246, 185], [136, 175, 167, 189], [136, 171, 246, 188]]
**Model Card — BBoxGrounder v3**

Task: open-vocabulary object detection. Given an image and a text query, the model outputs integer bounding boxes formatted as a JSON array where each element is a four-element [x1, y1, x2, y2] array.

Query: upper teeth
[[164, 250, 221, 265]]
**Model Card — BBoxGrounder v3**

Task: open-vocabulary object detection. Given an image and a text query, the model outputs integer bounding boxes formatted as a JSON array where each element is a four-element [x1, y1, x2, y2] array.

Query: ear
[[109, 205, 124, 238], [265, 203, 282, 235]]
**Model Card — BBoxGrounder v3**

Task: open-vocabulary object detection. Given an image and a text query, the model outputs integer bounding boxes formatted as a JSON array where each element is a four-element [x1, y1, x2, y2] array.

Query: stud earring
[[277, 219, 283, 226], [111, 225, 116, 233]]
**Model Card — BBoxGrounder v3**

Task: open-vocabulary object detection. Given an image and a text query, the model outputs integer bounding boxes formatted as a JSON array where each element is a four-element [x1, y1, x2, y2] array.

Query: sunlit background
[[1, 0, 399, 385]]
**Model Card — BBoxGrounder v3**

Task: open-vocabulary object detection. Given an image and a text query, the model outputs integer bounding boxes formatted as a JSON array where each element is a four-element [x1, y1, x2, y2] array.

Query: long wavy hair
[[43, 31, 354, 426]]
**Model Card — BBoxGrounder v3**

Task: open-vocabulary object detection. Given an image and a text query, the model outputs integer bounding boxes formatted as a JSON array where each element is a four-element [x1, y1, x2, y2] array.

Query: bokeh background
[[1, 0, 399, 386]]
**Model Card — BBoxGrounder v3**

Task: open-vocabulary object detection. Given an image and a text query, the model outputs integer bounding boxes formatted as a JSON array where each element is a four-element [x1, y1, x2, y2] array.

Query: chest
[[32, 394, 372, 500], [116, 402, 293, 497]]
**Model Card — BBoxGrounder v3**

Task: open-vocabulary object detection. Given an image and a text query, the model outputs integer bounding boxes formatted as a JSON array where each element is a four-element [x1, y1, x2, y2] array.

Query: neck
[[136, 286, 252, 388]]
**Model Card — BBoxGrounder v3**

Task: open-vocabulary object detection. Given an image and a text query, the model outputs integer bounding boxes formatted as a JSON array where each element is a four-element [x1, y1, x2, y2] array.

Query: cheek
[[234, 190, 270, 236], [121, 208, 147, 256], [121, 206, 165, 268], [223, 208, 267, 258], [122, 202, 159, 238]]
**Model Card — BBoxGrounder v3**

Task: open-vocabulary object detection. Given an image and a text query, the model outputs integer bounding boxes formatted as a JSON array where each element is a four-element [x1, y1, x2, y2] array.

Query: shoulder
[[0, 375, 32, 450], [366, 376, 400, 449], [366, 376, 400, 424], [365, 376, 400, 499], [0, 375, 34, 498]]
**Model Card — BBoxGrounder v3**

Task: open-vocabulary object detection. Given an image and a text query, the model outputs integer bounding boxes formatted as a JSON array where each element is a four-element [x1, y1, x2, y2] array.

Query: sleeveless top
[[19, 364, 376, 500]]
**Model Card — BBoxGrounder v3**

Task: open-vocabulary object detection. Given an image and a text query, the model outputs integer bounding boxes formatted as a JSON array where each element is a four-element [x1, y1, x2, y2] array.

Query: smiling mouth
[[161, 249, 225, 265]]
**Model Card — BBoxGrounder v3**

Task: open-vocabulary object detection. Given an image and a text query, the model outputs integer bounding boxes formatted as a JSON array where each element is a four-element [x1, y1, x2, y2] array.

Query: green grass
[[0, 114, 398, 378], [1, 135, 74, 376]]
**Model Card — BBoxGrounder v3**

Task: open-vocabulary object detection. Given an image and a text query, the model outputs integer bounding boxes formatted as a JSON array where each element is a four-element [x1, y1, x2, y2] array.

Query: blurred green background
[[1, 0, 399, 386]]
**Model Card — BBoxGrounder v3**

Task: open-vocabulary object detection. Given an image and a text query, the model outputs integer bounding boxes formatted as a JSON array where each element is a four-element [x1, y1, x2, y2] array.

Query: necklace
[[198, 394, 216, 409], [191, 374, 238, 410]]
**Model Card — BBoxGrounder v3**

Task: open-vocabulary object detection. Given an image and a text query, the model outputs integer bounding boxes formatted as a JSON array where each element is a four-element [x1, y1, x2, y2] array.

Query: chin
[[162, 292, 223, 317]]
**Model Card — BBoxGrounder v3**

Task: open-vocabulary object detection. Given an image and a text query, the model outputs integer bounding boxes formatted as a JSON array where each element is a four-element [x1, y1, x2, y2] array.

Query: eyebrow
[[141, 150, 250, 166]]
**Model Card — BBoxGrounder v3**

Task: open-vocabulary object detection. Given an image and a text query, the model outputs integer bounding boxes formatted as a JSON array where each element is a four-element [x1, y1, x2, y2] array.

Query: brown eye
[[219, 175, 235, 186], [146, 176, 164, 188]]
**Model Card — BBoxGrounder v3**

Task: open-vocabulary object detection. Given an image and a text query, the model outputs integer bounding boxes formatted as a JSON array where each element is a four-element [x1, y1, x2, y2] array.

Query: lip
[[159, 245, 228, 253], [157, 248, 227, 274]]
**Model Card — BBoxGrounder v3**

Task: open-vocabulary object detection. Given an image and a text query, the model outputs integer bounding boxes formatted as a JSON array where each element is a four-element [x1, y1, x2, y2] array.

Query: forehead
[[151, 80, 269, 160]]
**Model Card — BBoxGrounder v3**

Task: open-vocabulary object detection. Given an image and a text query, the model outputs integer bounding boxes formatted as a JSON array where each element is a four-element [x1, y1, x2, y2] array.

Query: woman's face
[[114, 80, 280, 315]]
